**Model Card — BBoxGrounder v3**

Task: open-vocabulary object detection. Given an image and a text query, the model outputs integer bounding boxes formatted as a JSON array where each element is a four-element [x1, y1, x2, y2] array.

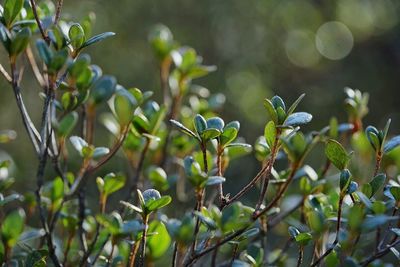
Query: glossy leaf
[[325, 139, 351, 170], [369, 174, 386, 197], [69, 23, 86, 49], [170, 119, 197, 139], [264, 120, 276, 149], [384, 136, 400, 154], [146, 195, 172, 212], [287, 93, 305, 116], [10, 27, 31, 56], [103, 173, 125, 196], [3, 0, 24, 27], [147, 221, 171, 258], [284, 112, 312, 127], [81, 32, 115, 49], [263, 98, 278, 124], [1, 209, 25, 246], [90, 75, 117, 104], [194, 114, 207, 135]]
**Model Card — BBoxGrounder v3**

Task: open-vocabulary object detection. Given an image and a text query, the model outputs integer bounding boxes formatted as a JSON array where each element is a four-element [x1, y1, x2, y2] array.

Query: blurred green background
[[1, 0, 400, 195]]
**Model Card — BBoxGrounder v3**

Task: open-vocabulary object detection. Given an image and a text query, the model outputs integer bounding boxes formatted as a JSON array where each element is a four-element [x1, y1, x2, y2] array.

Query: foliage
[[0, 1, 400, 266]]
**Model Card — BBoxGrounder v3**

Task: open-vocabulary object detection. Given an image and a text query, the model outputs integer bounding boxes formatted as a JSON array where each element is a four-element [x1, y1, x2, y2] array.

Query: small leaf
[[365, 126, 381, 151], [390, 186, 400, 201], [287, 93, 305, 116], [56, 112, 78, 137], [120, 200, 142, 214], [194, 114, 207, 135], [81, 32, 115, 49], [148, 167, 168, 191], [384, 136, 400, 154], [170, 119, 197, 139], [142, 189, 161, 203], [90, 75, 117, 104], [147, 221, 171, 259], [325, 139, 351, 170], [146, 196, 172, 212], [69, 23, 86, 49], [226, 143, 252, 148], [1, 209, 25, 247], [92, 147, 109, 159], [103, 173, 125, 196], [69, 136, 88, 155], [284, 112, 313, 127], [4, 0, 24, 27], [369, 174, 386, 197], [264, 120, 276, 149], [340, 169, 351, 191], [36, 39, 53, 66], [295, 232, 312, 246], [263, 99, 278, 124], [220, 126, 238, 146], [10, 27, 31, 56], [201, 128, 221, 140], [271, 95, 286, 111], [206, 117, 225, 132]]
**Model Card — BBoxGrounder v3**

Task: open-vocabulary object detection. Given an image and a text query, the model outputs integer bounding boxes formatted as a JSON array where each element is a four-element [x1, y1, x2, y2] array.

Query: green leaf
[[148, 167, 168, 191], [114, 87, 137, 125], [120, 200, 143, 214], [148, 24, 174, 60], [10, 27, 31, 56], [36, 39, 53, 66], [194, 114, 207, 135], [384, 136, 400, 154], [284, 112, 312, 127], [325, 139, 351, 170], [68, 23, 86, 49], [103, 173, 125, 196], [264, 120, 276, 149], [1, 209, 25, 247], [365, 126, 381, 151], [287, 93, 305, 116], [90, 75, 117, 104], [226, 143, 252, 149], [81, 32, 115, 49], [220, 126, 238, 146], [390, 186, 400, 201], [271, 95, 286, 111], [147, 221, 171, 258], [146, 196, 172, 212], [201, 128, 221, 140], [369, 174, 386, 197], [295, 232, 312, 246], [206, 117, 225, 132], [48, 48, 69, 73], [4, 0, 24, 27], [263, 98, 278, 124], [340, 169, 351, 191], [69, 136, 88, 156], [170, 119, 197, 139], [276, 106, 287, 124], [56, 112, 78, 137]]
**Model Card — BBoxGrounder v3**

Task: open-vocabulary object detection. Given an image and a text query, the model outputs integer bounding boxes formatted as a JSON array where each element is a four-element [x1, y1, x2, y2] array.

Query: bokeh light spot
[[316, 21, 354, 60], [285, 30, 320, 68]]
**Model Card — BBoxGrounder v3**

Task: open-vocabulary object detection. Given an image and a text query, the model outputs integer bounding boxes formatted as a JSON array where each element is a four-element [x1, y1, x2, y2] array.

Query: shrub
[[1, 1, 400, 266]]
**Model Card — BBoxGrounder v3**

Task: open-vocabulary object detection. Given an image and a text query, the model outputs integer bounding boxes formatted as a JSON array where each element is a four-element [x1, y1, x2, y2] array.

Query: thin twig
[[54, 0, 64, 25], [0, 63, 12, 83], [29, 0, 50, 43], [25, 45, 46, 87]]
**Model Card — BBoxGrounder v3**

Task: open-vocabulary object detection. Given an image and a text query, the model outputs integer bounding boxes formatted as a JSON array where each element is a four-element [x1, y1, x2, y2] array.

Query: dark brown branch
[[29, 0, 50, 43], [54, 0, 64, 25]]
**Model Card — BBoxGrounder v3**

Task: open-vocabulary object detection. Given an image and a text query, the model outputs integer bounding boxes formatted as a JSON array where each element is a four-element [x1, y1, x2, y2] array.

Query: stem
[[29, 0, 50, 43], [10, 62, 41, 154], [216, 146, 224, 206], [172, 242, 178, 267], [256, 130, 281, 210], [297, 246, 304, 267], [310, 194, 344, 267], [138, 215, 149, 267], [25, 45, 45, 87], [129, 240, 141, 267], [374, 150, 382, 177], [0, 63, 12, 82], [229, 243, 239, 266], [222, 133, 280, 209], [62, 232, 74, 266], [360, 239, 400, 266], [54, 0, 64, 24], [254, 162, 300, 220]]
